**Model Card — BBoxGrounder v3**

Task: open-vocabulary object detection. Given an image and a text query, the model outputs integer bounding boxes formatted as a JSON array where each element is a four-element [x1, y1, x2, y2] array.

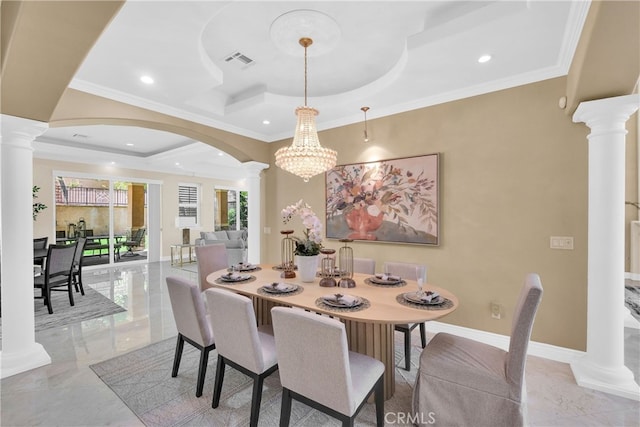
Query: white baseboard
[[424, 321, 585, 364], [626, 272, 640, 281]]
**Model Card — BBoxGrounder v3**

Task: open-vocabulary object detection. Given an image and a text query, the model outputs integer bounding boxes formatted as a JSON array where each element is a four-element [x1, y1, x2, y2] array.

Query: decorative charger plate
[[235, 264, 261, 272], [369, 275, 403, 285], [322, 294, 363, 308], [260, 283, 298, 294], [403, 291, 444, 305], [219, 274, 252, 282]]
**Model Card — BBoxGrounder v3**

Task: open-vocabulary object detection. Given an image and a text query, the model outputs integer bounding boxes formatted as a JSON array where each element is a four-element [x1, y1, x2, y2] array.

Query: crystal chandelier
[[275, 37, 337, 182]]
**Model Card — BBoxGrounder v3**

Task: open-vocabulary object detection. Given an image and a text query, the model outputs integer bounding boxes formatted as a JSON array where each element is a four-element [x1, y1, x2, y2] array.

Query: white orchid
[[282, 199, 323, 255]]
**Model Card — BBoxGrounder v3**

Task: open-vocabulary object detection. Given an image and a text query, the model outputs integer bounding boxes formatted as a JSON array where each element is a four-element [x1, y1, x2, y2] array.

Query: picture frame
[[325, 153, 439, 245]]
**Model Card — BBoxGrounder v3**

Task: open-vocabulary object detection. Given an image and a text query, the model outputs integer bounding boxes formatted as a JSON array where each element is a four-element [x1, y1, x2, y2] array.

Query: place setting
[[257, 281, 303, 297], [397, 285, 453, 310], [365, 272, 407, 287], [233, 262, 261, 272], [315, 292, 370, 313], [214, 270, 256, 285]]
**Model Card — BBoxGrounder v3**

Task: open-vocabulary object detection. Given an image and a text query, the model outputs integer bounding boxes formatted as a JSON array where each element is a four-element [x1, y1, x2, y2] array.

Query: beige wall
[[32, 158, 247, 258], [266, 76, 602, 351]]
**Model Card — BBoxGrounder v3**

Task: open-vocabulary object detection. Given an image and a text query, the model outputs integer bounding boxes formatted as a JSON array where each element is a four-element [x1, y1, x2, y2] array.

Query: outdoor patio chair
[[122, 228, 145, 257]]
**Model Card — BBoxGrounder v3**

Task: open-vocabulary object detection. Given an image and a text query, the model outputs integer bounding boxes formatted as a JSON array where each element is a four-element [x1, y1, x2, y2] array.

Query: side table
[[170, 243, 196, 267]]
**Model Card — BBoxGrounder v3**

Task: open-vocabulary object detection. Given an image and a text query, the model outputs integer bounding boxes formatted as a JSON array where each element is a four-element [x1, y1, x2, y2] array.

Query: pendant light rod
[[361, 106, 370, 142], [300, 37, 313, 106]]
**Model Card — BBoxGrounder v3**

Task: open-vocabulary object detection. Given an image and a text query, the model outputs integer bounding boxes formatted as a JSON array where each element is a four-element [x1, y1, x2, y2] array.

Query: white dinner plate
[[219, 274, 251, 282]]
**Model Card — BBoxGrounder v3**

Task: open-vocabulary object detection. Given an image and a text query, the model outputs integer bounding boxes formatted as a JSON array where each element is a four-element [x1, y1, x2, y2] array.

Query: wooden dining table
[[206, 265, 459, 400]]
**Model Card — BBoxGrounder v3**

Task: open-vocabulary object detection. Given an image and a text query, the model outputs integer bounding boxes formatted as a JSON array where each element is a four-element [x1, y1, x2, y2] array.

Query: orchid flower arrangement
[[282, 199, 323, 256]]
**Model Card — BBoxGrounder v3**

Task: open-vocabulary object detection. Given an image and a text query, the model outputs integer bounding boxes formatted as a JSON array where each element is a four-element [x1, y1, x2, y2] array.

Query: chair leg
[[404, 329, 411, 371], [171, 335, 185, 377], [249, 374, 265, 427], [75, 272, 85, 295], [374, 376, 384, 427], [196, 346, 211, 397], [67, 280, 75, 306], [419, 322, 427, 348], [279, 387, 292, 427], [44, 287, 53, 314], [212, 354, 226, 408]]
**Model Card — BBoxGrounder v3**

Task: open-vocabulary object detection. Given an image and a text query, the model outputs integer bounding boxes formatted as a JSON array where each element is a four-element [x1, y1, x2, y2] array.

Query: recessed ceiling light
[[262, 120, 270, 125], [478, 54, 492, 63], [125, 143, 134, 147], [218, 152, 224, 156], [175, 162, 180, 166], [140, 75, 154, 84], [110, 161, 116, 165]]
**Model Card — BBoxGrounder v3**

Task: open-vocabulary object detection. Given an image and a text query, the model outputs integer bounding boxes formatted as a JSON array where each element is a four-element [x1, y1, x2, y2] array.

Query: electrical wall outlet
[[550, 236, 574, 250], [490, 301, 502, 319]]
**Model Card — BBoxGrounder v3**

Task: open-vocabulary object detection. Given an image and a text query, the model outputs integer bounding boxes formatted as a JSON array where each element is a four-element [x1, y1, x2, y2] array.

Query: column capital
[[242, 161, 269, 179], [1, 114, 48, 144], [573, 94, 639, 136]]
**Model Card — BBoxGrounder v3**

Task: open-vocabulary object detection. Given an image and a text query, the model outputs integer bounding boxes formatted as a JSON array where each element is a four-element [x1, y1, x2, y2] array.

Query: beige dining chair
[[413, 273, 543, 426], [165, 276, 216, 397], [205, 288, 278, 427], [271, 306, 384, 427], [383, 261, 427, 371], [195, 243, 228, 292], [353, 257, 375, 275]]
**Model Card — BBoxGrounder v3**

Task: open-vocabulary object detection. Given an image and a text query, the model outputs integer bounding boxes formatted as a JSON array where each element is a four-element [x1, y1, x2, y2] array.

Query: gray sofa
[[195, 230, 247, 266]]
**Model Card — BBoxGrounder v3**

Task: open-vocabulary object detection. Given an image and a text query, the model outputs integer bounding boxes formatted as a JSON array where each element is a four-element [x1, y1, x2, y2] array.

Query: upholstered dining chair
[[383, 261, 427, 371], [353, 257, 376, 275], [165, 276, 216, 397], [195, 243, 228, 292], [34, 243, 77, 314], [71, 237, 87, 295], [205, 288, 278, 427], [412, 273, 543, 426], [271, 307, 384, 427]]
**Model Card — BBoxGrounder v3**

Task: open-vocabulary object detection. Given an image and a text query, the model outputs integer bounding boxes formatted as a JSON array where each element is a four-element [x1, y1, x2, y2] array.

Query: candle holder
[[280, 230, 296, 279], [319, 248, 337, 287], [338, 238, 356, 288]]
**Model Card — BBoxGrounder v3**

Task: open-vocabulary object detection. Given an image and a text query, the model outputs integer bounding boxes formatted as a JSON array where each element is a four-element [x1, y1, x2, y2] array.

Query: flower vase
[[345, 206, 384, 240], [295, 255, 319, 283]]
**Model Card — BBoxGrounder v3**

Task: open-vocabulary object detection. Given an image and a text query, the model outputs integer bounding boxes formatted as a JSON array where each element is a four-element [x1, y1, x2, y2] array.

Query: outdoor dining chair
[[34, 243, 77, 314]]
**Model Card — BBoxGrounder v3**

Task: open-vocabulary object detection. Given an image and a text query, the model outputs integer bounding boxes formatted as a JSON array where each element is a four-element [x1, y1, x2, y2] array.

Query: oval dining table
[[206, 265, 459, 400]]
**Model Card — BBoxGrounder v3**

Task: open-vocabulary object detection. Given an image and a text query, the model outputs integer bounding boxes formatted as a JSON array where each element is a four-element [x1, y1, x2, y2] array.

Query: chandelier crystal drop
[[275, 37, 337, 182]]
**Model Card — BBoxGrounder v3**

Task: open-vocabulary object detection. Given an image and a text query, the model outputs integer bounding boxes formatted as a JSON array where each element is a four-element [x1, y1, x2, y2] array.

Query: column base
[[571, 356, 640, 401], [0, 344, 51, 379]]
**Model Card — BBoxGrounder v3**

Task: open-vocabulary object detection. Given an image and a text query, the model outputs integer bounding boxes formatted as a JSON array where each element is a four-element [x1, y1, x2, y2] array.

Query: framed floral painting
[[325, 153, 439, 245]]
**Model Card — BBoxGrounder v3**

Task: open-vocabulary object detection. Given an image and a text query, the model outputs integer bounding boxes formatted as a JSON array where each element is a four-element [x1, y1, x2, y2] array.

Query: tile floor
[[1, 261, 639, 426]]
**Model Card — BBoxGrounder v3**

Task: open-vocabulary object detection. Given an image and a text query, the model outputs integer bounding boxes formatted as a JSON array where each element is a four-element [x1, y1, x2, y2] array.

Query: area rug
[[625, 282, 640, 321], [90, 336, 419, 426], [0, 287, 126, 339]]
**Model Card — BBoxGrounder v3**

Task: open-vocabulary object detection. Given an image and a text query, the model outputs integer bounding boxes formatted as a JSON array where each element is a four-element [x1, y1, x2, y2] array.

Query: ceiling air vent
[[223, 51, 254, 68]]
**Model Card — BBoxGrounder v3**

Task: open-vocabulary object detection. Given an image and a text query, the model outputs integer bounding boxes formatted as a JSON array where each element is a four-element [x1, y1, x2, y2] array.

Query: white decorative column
[[1, 115, 51, 378], [243, 161, 269, 264], [571, 94, 640, 401]]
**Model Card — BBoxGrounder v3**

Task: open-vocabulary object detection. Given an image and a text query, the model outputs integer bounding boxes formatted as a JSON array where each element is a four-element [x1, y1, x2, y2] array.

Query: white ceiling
[[34, 0, 590, 178]]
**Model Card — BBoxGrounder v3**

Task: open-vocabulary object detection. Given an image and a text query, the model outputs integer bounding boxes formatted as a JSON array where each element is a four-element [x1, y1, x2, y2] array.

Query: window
[[178, 183, 200, 227]]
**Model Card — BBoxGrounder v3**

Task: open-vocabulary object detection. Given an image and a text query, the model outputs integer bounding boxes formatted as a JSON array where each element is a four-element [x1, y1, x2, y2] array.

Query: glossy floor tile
[[1, 261, 638, 426]]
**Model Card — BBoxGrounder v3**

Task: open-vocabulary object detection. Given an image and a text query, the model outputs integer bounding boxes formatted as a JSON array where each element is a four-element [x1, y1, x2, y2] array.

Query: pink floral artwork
[[325, 154, 439, 245]]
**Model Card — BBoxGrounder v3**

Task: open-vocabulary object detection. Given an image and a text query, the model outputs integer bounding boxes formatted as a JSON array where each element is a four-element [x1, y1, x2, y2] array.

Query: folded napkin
[[323, 293, 358, 306], [223, 272, 241, 280], [268, 282, 291, 291], [420, 291, 440, 303], [375, 273, 401, 281], [237, 263, 255, 270]]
